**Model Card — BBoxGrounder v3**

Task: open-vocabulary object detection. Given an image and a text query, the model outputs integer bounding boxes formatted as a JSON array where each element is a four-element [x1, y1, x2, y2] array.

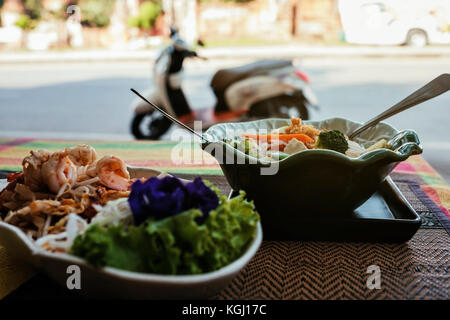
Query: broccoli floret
[[315, 130, 349, 154]]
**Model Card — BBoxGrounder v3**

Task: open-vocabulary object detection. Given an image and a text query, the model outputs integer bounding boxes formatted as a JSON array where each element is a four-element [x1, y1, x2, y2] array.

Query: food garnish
[[315, 130, 349, 154], [71, 177, 259, 275], [224, 118, 390, 161], [128, 176, 219, 225]]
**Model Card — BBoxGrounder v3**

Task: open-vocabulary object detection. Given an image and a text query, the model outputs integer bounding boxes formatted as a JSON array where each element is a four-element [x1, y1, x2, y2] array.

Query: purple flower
[[186, 177, 219, 222], [128, 176, 219, 225], [129, 176, 188, 225]]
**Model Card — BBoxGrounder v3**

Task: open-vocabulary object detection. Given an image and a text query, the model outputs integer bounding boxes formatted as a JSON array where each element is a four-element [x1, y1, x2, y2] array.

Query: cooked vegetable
[[315, 130, 349, 154], [346, 140, 366, 158], [221, 118, 388, 161], [71, 191, 259, 275], [366, 139, 387, 152], [241, 133, 314, 144], [223, 137, 254, 155], [283, 139, 307, 155], [242, 138, 251, 154]]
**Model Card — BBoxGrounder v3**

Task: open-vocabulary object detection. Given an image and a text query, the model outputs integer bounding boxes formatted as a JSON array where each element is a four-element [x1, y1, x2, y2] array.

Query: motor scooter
[[131, 29, 318, 139]]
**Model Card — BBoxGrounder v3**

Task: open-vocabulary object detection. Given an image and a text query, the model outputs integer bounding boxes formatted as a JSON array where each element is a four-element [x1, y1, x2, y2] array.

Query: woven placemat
[[1, 174, 449, 300], [191, 175, 449, 300]]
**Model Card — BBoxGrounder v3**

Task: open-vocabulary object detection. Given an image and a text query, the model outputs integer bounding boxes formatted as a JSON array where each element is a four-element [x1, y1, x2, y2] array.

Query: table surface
[[0, 138, 449, 300]]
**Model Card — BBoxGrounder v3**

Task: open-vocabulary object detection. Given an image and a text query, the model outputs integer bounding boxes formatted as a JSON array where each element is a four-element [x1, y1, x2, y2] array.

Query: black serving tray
[[229, 177, 421, 242]]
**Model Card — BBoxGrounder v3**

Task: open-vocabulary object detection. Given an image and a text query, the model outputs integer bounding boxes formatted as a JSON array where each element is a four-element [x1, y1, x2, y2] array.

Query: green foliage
[[13, 0, 41, 29], [71, 191, 259, 275], [79, 0, 115, 28], [22, 0, 42, 20], [14, 14, 37, 30], [128, 1, 161, 30]]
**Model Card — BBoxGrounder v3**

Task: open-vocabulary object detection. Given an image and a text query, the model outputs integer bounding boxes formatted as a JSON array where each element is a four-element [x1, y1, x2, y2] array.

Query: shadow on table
[[4, 273, 85, 300]]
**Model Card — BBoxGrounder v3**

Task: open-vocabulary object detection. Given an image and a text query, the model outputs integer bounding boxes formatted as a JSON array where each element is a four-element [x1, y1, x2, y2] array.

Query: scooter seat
[[210, 59, 292, 92]]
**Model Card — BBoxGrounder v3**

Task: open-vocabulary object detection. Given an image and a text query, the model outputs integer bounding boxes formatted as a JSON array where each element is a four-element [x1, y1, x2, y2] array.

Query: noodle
[[56, 182, 70, 199], [74, 176, 100, 188], [42, 215, 52, 236], [0, 144, 131, 247]]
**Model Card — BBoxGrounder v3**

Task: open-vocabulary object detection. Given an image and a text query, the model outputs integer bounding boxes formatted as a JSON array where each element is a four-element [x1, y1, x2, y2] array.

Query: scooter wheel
[[131, 112, 172, 140]]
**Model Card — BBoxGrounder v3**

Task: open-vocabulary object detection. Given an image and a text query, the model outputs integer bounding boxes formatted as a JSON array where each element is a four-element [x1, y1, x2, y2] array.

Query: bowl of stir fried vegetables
[[201, 117, 422, 227]]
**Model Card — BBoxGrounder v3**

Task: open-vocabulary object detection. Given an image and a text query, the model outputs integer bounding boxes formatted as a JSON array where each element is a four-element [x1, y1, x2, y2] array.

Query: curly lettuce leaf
[[71, 191, 259, 275]]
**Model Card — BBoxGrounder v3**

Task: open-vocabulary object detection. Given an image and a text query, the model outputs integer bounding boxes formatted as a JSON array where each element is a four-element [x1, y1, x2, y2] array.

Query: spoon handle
[[348, 73, 450, 139]]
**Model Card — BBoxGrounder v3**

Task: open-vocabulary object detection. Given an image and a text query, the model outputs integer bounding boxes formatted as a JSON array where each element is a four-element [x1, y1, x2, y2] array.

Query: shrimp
[[22, 149, 52, 191], [284, 117, 321, 139], [68, 144, 98, 166], [68, 145, 98, 182], [41, 151, 78, 194], [96, 155, 130, 191]]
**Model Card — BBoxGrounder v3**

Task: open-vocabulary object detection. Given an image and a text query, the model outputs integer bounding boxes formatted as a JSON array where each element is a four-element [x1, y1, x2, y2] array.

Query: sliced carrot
[[241, 133, 314, 144]]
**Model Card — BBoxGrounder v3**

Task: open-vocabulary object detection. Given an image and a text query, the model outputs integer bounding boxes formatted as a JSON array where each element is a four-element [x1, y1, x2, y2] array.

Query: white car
[[339, 0, 450, 47]]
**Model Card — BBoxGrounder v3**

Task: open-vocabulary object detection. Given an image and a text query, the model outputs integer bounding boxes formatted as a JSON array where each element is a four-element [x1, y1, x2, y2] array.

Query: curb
[[1, 46, 449, 63], [202, 45, 450, 59]]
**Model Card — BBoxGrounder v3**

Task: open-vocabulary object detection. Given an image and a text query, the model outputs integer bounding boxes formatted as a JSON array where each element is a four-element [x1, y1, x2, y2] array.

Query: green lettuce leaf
[[71, 191, 259, 275]]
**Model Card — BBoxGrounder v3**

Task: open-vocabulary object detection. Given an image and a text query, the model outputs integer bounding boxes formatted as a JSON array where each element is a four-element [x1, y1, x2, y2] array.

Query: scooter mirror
[[197, 39, 205, 47], [169, 26, 178, 38]]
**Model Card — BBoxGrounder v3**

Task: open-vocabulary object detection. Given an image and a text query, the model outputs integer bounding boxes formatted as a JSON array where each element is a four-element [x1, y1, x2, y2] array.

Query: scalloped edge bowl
[[202, 117, 422, 218]]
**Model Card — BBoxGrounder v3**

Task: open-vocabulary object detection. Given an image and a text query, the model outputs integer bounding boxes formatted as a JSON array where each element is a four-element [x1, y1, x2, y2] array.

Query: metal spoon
[[130, 88, 210, 143], [348, 73, 450, 139]]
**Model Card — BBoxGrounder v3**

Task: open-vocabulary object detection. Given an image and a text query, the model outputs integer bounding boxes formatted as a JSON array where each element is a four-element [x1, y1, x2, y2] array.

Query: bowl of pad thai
[[0, 145, 262, 298], [201, 117, 422, 221]]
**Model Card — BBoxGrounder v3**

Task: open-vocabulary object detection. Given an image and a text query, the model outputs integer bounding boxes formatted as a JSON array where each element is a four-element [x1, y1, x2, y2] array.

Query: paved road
[[0, 57, 449, 182]]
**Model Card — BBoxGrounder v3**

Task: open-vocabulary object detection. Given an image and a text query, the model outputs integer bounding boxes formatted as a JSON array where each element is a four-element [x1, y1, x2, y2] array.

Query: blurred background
[[0, 0, 449, 181]]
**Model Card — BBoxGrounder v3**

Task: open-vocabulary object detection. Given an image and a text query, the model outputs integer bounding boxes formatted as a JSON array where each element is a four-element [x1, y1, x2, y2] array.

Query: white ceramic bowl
[[0, 167, 263, 299], [0, 221, 262, 299]]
